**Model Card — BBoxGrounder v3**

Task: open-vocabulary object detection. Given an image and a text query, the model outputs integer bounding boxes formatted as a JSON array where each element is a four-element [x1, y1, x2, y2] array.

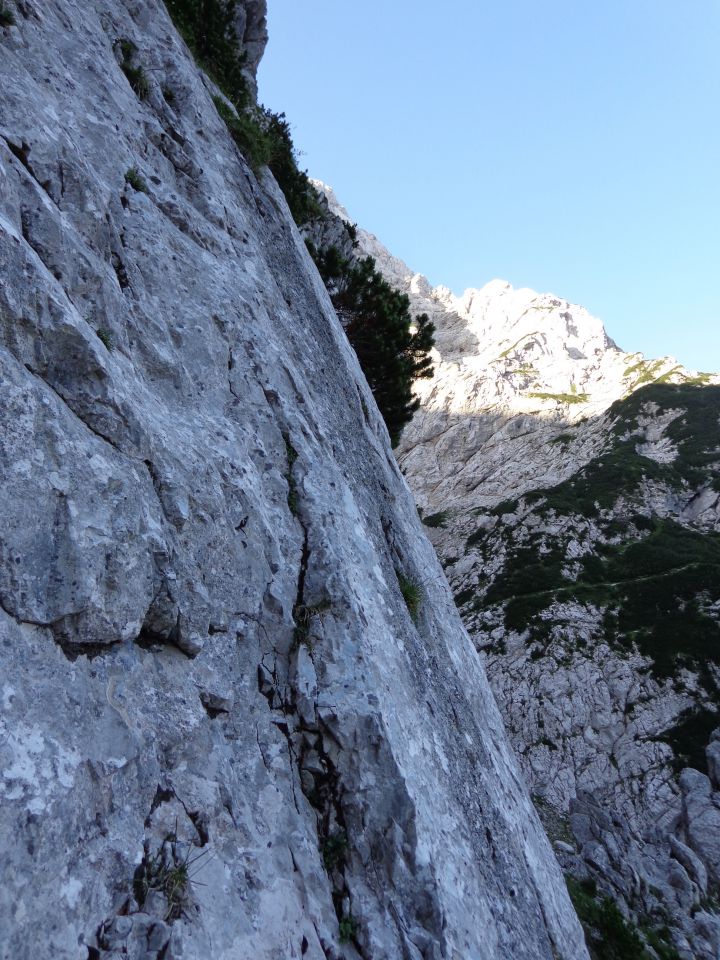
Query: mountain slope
[[0, 3, 588, 959], [317, 185, 720, 958]]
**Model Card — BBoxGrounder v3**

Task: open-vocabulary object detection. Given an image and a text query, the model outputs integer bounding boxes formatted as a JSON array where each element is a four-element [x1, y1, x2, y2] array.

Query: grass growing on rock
[[397, 573, 422, 621], [284, 436, 299, 516], [212, 95, 274, 172], [124, 167, 148, 192], [339, 915, 358, 944], [96, 328, 113, 350], [116, 39, 150, 99], [0, 4, 15, 27], [322, 831, 348, 871]]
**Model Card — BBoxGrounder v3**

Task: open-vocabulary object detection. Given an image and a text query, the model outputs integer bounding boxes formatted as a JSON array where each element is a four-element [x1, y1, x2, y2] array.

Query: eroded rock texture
[[0, 3, 587, 959]]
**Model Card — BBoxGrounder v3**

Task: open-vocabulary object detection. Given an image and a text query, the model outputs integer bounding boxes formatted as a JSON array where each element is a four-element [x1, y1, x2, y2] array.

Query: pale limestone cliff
[[0, 3, 588, 959]]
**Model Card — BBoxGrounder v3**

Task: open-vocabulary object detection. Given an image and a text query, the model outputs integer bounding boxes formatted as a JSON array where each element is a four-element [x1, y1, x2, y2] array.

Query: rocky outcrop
[[0, 3, 588, 959], [315, 188, 720, 955], [230, 0, 268, 99]]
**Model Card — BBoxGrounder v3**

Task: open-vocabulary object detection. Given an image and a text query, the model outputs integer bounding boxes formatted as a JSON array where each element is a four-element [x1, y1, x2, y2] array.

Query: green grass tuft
[[124, 167, 147, 193], [96, 328, 113, 350], [322, 831, 347, 871], [397, 573, 422, 621], [212, 96, 274, 172], [339, 915, 358, 944], [116, 38, 150, 99]]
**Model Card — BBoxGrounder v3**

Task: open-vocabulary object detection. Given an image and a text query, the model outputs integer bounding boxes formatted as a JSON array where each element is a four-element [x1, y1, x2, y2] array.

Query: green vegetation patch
[[487, 518, 720, 685], [397, 572, 422, 622], [322, 831, 348, 871], [681, 372, 712, 386], [659, 704, 719, 775], [339, 914, 358, 944], [624, 358, 665, 388], [284, 436, 299, 516], [528, 391, 589, 404], [96, 328, 113, 350], [124, 167, 148, 192], [528, 439, 664, 517], [498, 331, 540, 360], [454, 586, 476, 607], [116, 39, 150, 99], [422, 510, 450, 528], [566, 876, 679, 960], [212, 95, 274, 172], [523, 384, 720, 518], [489, 498, 519, 517], [165, 0, 320, 222], [610, 383, 720, 489], [0, 4, 15, 26], [164, 0, 249, 104]]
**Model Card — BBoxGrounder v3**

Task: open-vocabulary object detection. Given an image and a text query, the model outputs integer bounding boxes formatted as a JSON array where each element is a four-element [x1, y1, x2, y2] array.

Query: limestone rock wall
[[0, 3, 587, 959]]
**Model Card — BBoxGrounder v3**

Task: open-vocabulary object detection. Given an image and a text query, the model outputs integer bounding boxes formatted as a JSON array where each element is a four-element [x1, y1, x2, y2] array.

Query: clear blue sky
[[259, 0, 720, 371]]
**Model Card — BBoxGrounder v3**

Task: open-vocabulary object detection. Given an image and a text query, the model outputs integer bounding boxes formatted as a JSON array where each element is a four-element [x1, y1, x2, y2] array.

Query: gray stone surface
[[0, 2, 588, 958]]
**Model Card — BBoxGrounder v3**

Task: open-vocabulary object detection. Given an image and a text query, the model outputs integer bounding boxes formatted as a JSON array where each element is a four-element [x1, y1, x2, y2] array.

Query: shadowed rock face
[[309, 190, 720, 955], [0, 3, 588, 959], [230, 0, 268, 99]]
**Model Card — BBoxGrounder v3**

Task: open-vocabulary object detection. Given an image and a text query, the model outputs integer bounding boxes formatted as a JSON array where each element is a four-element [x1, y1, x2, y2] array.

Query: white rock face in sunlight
[[315, 179, 715, 514]]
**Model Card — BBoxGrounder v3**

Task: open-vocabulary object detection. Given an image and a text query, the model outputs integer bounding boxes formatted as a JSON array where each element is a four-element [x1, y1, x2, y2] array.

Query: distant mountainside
[[316, 181, 720, 959]]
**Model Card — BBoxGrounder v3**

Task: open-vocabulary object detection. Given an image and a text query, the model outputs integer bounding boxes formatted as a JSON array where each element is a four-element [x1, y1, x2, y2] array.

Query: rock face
[[313, 190, 720, 955], [0, 3, 588, 960], [231, 0, 268, 99]]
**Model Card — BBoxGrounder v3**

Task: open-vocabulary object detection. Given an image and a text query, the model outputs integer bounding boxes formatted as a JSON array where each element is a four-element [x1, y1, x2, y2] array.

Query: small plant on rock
[[212, 95, 275, 173], [293, 600, 331, 647], [339, 914, 358, 944], [134, 837, 209, 923], [124, 167, 147, 193], [322, 831, 347, 872], [0, 4, 15, 27], [96, 328, 113, 350], [397, 572, 422, 622], [116, 38, 150, 99]]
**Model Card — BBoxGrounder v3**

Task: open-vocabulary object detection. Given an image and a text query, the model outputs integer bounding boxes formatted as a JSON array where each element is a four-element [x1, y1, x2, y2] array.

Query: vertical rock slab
[[0, 2, 587, 958]]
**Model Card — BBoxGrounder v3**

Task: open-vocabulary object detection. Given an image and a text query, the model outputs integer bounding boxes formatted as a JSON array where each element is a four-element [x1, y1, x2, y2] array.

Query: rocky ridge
[[316, 185, 720, 957], [0, 3, 588, 960]]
